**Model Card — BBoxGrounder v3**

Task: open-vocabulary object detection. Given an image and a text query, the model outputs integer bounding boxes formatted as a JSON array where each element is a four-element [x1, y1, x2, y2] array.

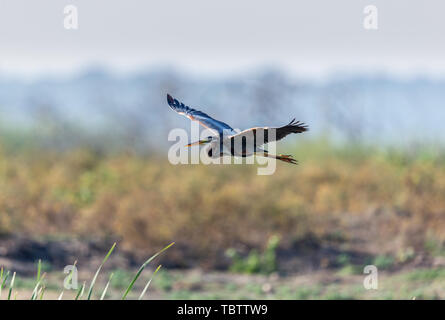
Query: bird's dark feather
[[167, 94, 234, 134]]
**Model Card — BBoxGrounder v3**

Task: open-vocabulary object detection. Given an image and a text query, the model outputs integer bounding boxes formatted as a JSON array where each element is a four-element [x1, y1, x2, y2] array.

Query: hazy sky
[[1, 0, 444, 77]]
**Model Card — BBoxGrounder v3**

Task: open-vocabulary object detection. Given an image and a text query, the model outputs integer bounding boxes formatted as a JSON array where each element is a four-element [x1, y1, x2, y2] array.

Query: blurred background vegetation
[[1, 68, 445, 299]]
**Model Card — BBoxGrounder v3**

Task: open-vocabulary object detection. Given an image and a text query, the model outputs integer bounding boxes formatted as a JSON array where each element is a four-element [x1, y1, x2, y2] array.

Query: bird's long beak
[[185, 139, 210, 147]]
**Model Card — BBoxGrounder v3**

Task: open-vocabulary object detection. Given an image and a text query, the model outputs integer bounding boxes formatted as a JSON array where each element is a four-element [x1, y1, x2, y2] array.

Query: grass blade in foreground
[[0, 267, 3, 298], [122, 242, 174, 300], [39, 286, 46, 300], [138, 265, 162, 300], [0, 270, 10, 298], [66, 260, 77, 287], [36, 259, 42, 283], [100, 273, 114, 300], [87, 242, 116, 300], [31, 259, 43, 300], [75, 282, 85, 300], [31, 273, 46, 300], [8, 272, 16, 300]]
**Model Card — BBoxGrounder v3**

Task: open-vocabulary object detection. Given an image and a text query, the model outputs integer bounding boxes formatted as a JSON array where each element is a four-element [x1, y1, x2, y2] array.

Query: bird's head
[[185, 136, 214, 147]]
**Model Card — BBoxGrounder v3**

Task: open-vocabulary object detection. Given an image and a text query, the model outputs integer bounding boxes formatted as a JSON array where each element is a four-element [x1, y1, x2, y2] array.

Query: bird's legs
[[255, 152, 298, 165]]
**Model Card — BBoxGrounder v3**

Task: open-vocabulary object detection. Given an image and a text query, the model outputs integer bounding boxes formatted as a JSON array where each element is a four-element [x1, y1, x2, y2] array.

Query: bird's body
[[167, 94, 308, 164], [206, 136, 265, 159]]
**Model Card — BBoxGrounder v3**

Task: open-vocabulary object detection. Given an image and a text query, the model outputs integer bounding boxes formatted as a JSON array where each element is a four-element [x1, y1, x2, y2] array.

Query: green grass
[[4, 265, 445, 300], [152, 269, 174, 291], [372, 255, 395, 270], [404, 268, 445, 282], [226, 235, 280, 275], [122, 242, 174, 300], [110, 269, 134, 289], [293, 287, 322, 300], [336, 265, 361, 276], [0, 242, 174, 300], [87, 242, 116, 300]]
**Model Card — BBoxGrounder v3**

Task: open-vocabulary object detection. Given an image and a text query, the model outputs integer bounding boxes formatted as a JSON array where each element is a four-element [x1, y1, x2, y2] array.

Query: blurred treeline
[[1, 68, 445, 153]]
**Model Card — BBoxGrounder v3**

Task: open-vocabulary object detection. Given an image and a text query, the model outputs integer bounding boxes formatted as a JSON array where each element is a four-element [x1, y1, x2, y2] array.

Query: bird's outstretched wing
[[230, 119, 308, 145], [167, 94, 235, 135]]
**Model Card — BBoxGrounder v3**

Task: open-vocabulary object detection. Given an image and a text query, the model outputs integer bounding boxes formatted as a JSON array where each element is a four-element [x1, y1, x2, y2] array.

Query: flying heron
[[167, 94, 308, 164]]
